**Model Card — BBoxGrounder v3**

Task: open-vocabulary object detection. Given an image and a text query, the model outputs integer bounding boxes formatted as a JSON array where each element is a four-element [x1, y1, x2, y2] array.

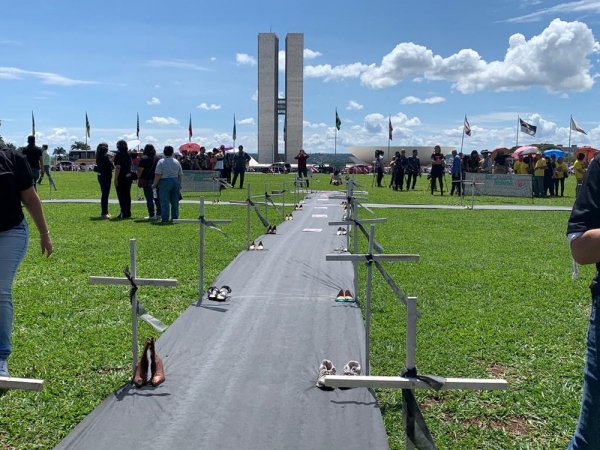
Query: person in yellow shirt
[[554, 156, 568, 197], [533, 153, 546, 197], [574, 153, 587, 197], [513, 155, 530, 175]]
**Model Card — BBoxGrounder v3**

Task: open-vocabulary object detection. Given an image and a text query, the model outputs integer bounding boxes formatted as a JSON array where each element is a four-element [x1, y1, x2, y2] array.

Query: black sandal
[[207, 286, 219, 301]]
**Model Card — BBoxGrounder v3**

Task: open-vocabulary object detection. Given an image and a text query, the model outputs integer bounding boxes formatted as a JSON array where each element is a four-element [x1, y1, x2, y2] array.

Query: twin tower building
[[257, 33, 303, 164]]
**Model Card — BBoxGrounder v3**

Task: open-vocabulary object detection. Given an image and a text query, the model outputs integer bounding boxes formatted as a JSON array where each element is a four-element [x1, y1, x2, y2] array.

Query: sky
[[2, 0, 600, 154]]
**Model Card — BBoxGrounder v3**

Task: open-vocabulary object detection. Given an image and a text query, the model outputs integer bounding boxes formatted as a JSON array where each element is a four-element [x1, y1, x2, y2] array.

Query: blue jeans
[[158, 178, 180, 222], [0, 220, 29, 360], [568, 295, 600, 449], [143, 184, 161, 217]]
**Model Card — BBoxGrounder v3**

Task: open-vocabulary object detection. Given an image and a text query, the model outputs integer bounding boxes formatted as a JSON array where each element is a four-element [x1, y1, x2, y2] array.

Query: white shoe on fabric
[[343, 360, 361, 376], [0, 359, 8, 377], [316, 359, 336, 390]]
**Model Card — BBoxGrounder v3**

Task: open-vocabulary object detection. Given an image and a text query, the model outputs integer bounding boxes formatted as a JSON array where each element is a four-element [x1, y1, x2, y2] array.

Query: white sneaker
[[0, 358, 8, 377], [316, 359, 336, 390]]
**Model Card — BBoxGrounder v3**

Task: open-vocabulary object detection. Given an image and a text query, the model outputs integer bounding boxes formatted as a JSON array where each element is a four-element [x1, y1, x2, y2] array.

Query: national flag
[[571, 117, 587, 135], [464, 116, 471, 136], [32, 111, 35, 136], [335, 109, 341, 131], [388, 116, 393, 141], [519, 118, 536, 137], [233, 114, 236, 141], [136, 113, 140, 138], [188, 115, 193, 141], [86, 112, 91, 138]]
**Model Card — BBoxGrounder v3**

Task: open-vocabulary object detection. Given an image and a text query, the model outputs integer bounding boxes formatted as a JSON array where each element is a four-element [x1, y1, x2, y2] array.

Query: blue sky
[[1, 0, 600, 153]]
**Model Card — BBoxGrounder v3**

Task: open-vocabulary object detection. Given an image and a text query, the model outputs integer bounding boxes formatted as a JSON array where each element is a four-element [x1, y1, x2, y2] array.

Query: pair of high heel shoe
[[335, 289, 355, 302], [133, 337, 165, 388], [284, 214, 294, 221], [207, 285, 231, 302], [294, 204, 303, 211], [249, 240, 264, 251], [336, 227, 348, 235], [266, 226, 277, 234]]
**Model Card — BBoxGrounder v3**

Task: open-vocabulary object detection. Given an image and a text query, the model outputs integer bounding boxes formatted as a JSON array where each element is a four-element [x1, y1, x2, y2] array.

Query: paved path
[[55, 191, 390, 450]]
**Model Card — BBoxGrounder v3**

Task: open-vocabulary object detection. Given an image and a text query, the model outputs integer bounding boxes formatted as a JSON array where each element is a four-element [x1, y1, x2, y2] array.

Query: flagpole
[[460, 117, 465, 154], [516, 116, 520, 149], [568, 114, 572, 148], [233, 114, 236, 149], [85, 112, 88, 147]]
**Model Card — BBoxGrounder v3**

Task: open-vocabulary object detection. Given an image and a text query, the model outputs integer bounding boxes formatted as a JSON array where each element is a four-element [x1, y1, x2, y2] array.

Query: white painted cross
[[173, 197, 231, 301], [90, 239, 177, 377]]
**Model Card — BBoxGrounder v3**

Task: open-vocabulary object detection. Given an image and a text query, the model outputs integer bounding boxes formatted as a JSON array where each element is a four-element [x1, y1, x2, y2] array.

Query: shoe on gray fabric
[[0, 358, 8, 377], [316, 359, 336, 390], [339, 360, 361, 390]]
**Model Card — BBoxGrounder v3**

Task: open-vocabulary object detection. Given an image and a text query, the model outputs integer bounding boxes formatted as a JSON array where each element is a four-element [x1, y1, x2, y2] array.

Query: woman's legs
[[98, 175, 111, 216], [143, 184, 155, 217], [0, 220, 29, 373], [159, 179, 172, 222], [169, 179, 180, 220]]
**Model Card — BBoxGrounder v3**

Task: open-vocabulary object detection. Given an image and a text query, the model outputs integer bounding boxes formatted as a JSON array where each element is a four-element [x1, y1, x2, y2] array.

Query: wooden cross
[[173, 197, 231, 301], [90, 239, 177, 377]]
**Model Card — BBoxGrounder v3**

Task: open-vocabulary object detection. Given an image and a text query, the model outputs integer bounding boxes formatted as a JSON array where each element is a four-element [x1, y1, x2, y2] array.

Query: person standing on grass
[[295, 149, 310, 187], [0, 136, 53, 378], [575, 153, 587, 197], [532, 153, 547, 198], [450, 150, 462, 196], [394, 150, 408, 191], [406, 149, 421, 190], [137, 144, 161, 220], [113, 140, 134, 219], [430, 145, 445, 195], [153, 145, 183, 223], [567, 152, 600, 449], [95, 143, 113, 219], [21, 135, 43, 191], [231, 145, 251, 189], [554, 156, 568, 198]]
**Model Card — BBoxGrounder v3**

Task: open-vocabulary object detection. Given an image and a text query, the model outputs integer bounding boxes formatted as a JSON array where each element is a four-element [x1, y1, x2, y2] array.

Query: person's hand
[[40, 234, 53, 257]]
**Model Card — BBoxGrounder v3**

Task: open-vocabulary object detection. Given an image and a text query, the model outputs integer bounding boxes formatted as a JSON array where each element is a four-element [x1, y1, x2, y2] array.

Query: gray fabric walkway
[[54, 191, 390, 450]]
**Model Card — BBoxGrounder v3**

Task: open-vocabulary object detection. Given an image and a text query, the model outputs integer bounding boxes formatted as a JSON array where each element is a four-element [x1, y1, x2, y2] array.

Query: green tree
[[53, 146, 67, 160], [71, 141, 90, 150], [5, 142, 16, 150]]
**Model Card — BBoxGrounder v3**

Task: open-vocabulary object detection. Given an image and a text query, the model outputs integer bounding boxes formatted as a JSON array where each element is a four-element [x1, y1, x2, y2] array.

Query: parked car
[[347, 164, 371, 174]]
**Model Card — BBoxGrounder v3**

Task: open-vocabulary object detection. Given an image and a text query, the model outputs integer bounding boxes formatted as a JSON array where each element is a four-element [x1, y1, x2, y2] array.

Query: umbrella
[[179, 143, 201, 153], [491, 146, 509, 159], [511, 146, 538, 158], [574, 146, 600, 162], [542, 149, 565, 159]]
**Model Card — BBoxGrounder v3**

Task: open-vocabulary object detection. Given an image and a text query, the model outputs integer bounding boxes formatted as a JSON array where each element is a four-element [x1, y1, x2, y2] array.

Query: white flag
[[571, 117, 587, 135]]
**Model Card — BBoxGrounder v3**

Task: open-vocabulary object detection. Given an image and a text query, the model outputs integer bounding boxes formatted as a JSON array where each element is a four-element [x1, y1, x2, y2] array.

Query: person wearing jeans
[[153, 145, 183, 223], [0, 138, 53, 377], [137, 144, 161, 220], [567, 152, 600, 449]]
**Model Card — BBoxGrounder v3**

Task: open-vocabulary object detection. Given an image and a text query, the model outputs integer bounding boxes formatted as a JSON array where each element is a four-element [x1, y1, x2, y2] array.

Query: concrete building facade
[[257, 33, 279, 164], [257, 32, 303, 164]]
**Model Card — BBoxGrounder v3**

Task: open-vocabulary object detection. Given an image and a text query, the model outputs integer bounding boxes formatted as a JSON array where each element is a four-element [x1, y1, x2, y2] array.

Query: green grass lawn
[[0, 172, 588, 449]]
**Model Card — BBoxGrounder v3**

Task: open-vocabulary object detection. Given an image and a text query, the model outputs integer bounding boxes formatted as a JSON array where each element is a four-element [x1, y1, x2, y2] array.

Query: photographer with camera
[[430, 145, 445, 195], [374, 149, 385, 187]]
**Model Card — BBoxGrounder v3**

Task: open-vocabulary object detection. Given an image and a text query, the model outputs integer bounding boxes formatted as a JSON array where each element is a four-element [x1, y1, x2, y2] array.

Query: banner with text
[[181, 170, 221, 192], [464, 173, 532, 197]]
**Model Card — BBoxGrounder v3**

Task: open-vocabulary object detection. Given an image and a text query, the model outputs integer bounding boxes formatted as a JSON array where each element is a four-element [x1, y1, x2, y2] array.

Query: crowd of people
[[384, 146, 585, 197]]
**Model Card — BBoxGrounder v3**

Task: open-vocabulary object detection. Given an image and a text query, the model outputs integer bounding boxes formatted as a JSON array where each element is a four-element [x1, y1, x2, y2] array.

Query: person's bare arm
[[20, 187, 53, 256], [571, 230, 600, 265]]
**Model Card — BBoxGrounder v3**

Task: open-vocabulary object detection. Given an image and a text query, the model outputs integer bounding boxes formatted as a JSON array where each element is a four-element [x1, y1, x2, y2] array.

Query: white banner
[[464, 173, 532, 197]]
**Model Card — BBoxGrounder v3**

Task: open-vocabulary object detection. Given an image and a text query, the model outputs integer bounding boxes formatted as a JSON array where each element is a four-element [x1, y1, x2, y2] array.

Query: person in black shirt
[[113, 140, 134, 219], [136, 144, 161, 219], [406, 149, 421, 190], [394, 150, 408, 191], [95, 143, 113, 218], [429, 145, 445, 195], [21, 135, 43, 191], [0, 136, 53, 377], [231, 145, 251, 189], [567, 152, 600, 448]]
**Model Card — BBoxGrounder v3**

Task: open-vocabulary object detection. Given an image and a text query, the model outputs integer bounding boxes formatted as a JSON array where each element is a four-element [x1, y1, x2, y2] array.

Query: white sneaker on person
[[0, 359, 8, 377]]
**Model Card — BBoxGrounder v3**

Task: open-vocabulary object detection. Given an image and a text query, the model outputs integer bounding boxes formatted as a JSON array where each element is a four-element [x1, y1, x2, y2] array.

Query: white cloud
[[400, 96, 446, 104], [197, 103, 221, 110], [303, 120, 327, 128], [146, 60, 210, 71], [145, 116, 180, 125], [147, 97, 161, 105], [0, 40, 21, 46], [279, 50, 286, 71], [210, 57, 217, 61], [251, 90, 258, 101], [560, 93, 570, 99], [0, 67, 98, 86], [505, 0, 600, 23], [236, 53, 257, 66], [144, 135, 159, 143], [347, 100, 364, 110], [305, 20, 599, 95], [238, 117, 255, 125], [304, 49, 322, 59], [154, 84, 161, 88]]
